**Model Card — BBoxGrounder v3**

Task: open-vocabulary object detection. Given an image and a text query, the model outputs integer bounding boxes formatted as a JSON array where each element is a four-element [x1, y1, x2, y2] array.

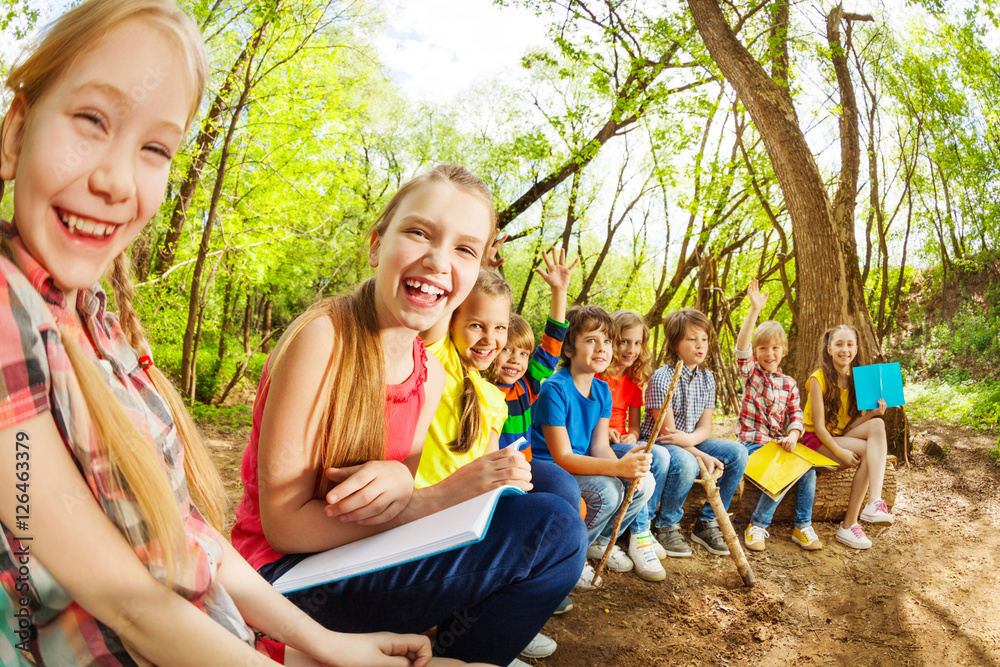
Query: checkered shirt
[[638, 362, 716, 441], [733, 347, 804, 445], [0, 228, 262, 665]]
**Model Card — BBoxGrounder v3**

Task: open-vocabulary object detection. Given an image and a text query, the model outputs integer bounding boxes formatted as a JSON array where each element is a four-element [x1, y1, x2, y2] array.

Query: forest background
[[2, 0, 998, 459]]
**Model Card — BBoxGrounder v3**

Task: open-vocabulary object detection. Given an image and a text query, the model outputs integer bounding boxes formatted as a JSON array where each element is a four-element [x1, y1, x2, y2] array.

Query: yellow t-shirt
[[802, 369, 851, 436], [414, 335, 508, 488]]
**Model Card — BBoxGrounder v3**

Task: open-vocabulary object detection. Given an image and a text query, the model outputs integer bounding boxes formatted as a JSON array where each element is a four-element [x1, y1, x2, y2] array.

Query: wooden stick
[[592, 360, 685, 585], [694, 456, 756, 587]]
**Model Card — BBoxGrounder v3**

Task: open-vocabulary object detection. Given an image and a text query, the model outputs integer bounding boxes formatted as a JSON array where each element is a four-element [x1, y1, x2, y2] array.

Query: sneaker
[[692, 518, 730, 556], [650, 535, 667, 560], [654, 524, 692, 558], [628, 531, 666, 582], [587, 541, 633, 573], [860, 499, 894, 526], [507, 659, 530, 667], [574, 562, 603, 590], [835, 522, 872, 549], [520, 632, 557, 659], [791, 525, 824, 551], [553, 595, 573, 615], [744, 524, 769, 552]]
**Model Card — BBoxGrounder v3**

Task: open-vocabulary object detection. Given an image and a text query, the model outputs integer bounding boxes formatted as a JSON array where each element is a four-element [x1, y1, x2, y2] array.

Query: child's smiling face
[[567, 327, 612, 376], [494, 344, 531, 384], [754, 338, 785, 373], [827, 328, 858, 372], [2, 21, 193, 302], [674, 324, 709, 369], [615, 324, 644, 369], [451, 291, 510, 371]]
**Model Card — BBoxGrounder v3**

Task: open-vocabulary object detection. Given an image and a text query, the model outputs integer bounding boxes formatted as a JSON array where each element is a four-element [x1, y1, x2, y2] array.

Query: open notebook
[[744, 441, 839, 502], [272, 485, 524, 594], [853, 362, 905, 410]]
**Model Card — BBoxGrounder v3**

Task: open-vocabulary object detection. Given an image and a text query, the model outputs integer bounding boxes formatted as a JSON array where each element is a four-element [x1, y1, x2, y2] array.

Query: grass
[[904, 374, 1000, 432]]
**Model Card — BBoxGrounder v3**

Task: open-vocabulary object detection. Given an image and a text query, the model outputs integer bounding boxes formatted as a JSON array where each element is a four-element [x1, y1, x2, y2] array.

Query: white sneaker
[[835, 522, 872, 549], [860, 498, 894, 526], [650, 534, 667, 560], [519, 632, 557, 659], [574, 562, 603, 590], [628, 531, 666, 582], [507, 659, 530, 667], [588, 542, 633, 572]]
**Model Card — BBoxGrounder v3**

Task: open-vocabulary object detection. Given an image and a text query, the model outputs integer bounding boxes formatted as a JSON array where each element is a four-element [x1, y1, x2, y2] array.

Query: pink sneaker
[[860, 499, 894, 526], [835, 523, 872, 549]]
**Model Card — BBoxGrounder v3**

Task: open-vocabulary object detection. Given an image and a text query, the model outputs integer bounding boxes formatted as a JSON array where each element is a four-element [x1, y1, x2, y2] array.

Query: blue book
[[853, 362, 905, 410], [272, 485, 524, 593]]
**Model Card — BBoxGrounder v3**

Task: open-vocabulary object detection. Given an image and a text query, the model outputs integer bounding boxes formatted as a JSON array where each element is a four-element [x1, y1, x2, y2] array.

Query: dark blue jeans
[[529, 457, 582, 511], [259, 492, 587, 665]]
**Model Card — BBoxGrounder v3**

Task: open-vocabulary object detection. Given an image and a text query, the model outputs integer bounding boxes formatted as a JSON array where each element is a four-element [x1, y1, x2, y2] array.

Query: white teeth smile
[[404, 278, 445, 297], [59, 211, 115, 239]]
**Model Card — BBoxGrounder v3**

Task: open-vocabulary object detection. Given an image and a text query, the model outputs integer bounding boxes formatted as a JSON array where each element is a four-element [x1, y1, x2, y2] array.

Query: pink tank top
[[232, 336, 428, 569]]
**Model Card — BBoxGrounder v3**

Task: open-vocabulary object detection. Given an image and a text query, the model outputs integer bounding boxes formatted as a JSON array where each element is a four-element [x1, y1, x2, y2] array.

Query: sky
[[376, 0, 550, 101]]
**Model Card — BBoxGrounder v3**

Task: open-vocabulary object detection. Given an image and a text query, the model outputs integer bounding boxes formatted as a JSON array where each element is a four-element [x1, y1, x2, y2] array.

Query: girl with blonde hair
[[232, 164, 586, 666], [0, 1, 451, 665]]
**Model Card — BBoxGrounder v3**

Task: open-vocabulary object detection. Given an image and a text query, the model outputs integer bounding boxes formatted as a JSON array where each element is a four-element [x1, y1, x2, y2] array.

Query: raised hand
[[748, 278, 768, 312], [534, 247, 578, 293], [487, 234, 509, 270]]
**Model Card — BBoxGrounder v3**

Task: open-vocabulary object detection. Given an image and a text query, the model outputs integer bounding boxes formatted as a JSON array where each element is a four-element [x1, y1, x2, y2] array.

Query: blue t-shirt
[[531, 368, 612, 461]]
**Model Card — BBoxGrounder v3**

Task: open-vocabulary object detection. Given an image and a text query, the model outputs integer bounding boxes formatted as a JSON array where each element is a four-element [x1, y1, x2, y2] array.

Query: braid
[[449, 364, 483, 454], [108, 251, 227, 530]]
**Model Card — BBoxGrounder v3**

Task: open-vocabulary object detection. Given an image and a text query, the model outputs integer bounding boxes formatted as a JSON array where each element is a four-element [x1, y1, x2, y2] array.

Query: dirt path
[[202, 420, 1000, 666]]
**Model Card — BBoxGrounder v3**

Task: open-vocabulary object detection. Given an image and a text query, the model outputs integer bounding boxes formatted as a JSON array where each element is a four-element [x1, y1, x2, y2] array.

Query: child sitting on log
[[638, 308, 749, 558], [531, 306, 654, 589], [735, 280, 821, 552]]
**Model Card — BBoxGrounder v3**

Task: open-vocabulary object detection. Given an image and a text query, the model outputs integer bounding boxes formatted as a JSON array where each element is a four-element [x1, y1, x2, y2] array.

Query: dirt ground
[[202, 419, 1000, 667]]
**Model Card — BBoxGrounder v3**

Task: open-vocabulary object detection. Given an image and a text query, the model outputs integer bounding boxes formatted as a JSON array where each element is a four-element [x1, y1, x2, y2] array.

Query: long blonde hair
[[0, 0, 211, 587], [605, 310, 652, 386], [268, 164, 499, 492], [450, 269, 511, 454]]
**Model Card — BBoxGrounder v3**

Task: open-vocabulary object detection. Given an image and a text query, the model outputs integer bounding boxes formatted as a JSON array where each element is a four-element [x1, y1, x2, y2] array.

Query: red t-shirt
[[232, 337, 427, 570], [600, 373, 644, 436]]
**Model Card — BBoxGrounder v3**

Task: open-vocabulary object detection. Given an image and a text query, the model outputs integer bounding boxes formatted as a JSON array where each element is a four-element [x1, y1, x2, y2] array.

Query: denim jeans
[[744, 440, 816, 528], [259, 492, 587, 665], [530, 457, 582, 511], [651, 438, 749, 528], [610, 442, 670, 534], [571, 471, 655, 545]]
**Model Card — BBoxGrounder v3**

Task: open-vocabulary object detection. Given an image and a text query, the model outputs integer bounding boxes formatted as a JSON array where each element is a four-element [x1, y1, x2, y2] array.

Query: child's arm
[[777, 381, 804, 452], [215, 537, 433, 666], [655, 408, 725, 472], [735, 278, 767, 354], [535, 247, 578, 324], [542, 422, 649, 478], [807, 376, 861, 466], [623, 406, 642, 444], [845, 398, 887, 430], [0, 415, 284, 667]]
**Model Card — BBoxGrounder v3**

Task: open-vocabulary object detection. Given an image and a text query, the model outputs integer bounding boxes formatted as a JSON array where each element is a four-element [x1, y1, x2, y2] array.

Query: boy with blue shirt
[[532, 306, 654, 588], [638, 308, 749, 558]]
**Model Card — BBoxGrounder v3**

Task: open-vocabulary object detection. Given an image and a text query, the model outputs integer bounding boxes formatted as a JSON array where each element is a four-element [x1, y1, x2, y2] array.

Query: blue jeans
[[530, 457, 582, 511], [610, 442, 670, 533], [259, 493, 587, 665], [571, 471, 655, 545], [744, 441, 816, 528], [651, 439, 749, 527]]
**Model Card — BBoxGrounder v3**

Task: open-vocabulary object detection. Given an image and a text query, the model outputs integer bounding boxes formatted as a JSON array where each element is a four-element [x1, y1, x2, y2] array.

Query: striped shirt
[[638, 362, 716, 441], [734, 347, 803, 445], [0, 228, 266, 665], [493, 317, 567, 451]]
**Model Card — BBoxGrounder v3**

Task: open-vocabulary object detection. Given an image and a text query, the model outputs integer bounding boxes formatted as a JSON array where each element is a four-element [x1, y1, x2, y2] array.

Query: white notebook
[[272, 485, 524, 593]]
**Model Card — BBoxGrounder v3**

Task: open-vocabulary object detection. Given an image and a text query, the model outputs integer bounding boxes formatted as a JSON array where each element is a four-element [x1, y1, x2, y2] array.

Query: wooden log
[[592, 360, 685, 585], [694, 457, 756, 587], [682, 455, 898, 525]]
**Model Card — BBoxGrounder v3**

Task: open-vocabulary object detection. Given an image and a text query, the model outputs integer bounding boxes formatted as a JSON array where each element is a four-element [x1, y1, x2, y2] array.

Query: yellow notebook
[[744, 441, 839, 501]]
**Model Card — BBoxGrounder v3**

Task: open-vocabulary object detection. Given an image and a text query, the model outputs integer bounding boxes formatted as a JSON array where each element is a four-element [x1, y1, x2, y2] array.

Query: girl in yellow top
[[415, 269, 511, 487], [802, 325, 893, 550]]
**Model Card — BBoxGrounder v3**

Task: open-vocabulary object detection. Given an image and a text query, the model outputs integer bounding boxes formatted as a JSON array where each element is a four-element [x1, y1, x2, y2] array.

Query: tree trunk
[[261, 297, 274, 354]]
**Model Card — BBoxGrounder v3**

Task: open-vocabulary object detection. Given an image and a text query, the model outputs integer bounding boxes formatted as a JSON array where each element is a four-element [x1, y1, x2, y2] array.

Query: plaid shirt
[[0, 229, 262, 665], [638, 363, 715, 441], [734, 347, 804, 445]]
